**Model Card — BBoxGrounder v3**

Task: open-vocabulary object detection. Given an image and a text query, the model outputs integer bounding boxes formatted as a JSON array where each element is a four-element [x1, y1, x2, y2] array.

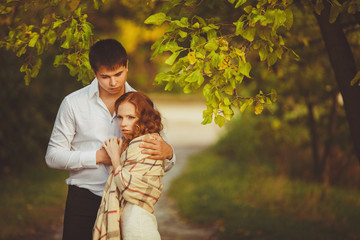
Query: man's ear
[[126, 60, 129, 71]]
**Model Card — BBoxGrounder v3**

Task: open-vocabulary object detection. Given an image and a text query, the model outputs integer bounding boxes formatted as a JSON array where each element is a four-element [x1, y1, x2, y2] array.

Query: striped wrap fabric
[[93, 134, 164, 240]]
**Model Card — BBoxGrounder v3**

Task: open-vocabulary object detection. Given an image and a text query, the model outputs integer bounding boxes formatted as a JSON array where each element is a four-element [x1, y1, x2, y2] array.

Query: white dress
[[122, 203, 161, 240]]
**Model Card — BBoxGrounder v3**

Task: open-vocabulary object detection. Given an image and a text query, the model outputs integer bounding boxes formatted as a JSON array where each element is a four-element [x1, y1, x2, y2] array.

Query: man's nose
[[109, 77, 116, 86]]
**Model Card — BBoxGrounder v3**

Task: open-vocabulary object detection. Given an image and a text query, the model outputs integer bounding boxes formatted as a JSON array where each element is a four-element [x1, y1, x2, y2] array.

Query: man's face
[[94, 64, 128, 96]]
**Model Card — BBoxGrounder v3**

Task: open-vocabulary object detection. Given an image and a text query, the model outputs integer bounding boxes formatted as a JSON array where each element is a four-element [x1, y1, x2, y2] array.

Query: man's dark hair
[[89, 39, 128, 73]]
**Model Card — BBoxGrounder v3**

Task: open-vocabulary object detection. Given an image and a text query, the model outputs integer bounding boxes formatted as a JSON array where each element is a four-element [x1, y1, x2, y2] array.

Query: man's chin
[[108, 87, 123, 94]]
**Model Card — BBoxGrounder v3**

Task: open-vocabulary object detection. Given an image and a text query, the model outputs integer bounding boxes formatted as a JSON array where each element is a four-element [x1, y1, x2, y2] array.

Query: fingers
[[141, 148, 162, 159], [140, 138, 157, 145]]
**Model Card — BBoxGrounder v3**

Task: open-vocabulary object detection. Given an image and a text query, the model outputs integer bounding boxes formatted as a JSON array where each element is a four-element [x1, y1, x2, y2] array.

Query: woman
[[93, 91, 164, 240]]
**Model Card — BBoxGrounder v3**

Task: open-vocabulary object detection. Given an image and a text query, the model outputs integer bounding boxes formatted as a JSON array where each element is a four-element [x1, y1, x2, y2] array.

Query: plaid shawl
[[93, 134, 164, 240]]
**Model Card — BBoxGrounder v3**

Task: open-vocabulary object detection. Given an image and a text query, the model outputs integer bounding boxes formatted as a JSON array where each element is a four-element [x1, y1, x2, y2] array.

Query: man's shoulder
[[64, 83, 92, 102]]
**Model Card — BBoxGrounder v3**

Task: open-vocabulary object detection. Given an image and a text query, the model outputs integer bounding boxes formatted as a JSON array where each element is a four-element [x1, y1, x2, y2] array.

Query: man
[[45, 39, 175, 240]]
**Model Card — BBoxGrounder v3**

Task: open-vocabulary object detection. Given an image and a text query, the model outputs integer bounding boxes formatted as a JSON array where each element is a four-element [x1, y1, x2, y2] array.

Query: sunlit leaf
[[254, 102, 264, 115], [188, 51, 196, 65], [144, 13, 170, 25]]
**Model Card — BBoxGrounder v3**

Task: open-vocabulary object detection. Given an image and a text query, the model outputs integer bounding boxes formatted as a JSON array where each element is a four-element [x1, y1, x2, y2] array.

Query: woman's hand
[[102, 137, 122, 169]]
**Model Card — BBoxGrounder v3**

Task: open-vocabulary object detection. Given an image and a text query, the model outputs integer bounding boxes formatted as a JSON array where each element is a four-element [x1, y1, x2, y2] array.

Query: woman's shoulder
[[129, 133, 159, 144], [124, 133, 159, 159]]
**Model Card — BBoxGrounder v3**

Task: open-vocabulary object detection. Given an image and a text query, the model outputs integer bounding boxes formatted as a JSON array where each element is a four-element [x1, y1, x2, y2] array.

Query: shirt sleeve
[[45, 97, 97, 170]]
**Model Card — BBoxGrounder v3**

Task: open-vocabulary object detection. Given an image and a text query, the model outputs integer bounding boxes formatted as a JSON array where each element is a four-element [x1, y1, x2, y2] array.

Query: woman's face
[[116, 101, 139, 139]]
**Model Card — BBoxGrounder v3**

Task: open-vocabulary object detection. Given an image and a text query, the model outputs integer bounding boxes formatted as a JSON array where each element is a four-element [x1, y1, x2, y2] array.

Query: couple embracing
[[46, 39, 175, 240]]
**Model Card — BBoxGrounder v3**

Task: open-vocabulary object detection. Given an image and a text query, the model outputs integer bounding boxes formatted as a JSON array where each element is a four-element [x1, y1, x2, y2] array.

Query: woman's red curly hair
[[115, 91, 163, 141]]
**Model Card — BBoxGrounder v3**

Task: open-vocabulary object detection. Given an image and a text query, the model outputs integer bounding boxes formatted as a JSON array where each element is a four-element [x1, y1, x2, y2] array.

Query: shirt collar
[[88, 78, 134, 99], [88, 78, 99, 99]]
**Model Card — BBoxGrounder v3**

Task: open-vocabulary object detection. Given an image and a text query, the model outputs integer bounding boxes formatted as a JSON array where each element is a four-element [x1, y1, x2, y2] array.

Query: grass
[[0, 165, 68, 239], [168, 151, 360, 240]]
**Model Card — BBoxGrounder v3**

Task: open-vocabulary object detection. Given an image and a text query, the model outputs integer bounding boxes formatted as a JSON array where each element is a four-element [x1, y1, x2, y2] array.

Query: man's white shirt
[[45, 78, 175, 196]]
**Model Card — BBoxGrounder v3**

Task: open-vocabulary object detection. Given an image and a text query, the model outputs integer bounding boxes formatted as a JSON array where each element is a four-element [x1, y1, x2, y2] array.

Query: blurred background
[[1, 1, 360, 239]]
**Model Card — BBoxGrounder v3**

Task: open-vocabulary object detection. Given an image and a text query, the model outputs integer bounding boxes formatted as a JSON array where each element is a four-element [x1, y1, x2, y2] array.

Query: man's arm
[[45, 97, 102, 170]]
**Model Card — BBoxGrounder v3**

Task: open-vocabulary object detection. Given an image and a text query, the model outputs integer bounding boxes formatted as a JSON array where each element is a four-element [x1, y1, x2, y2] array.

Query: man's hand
[[96, 148, 112, 165], [140, 134, 173, 160]]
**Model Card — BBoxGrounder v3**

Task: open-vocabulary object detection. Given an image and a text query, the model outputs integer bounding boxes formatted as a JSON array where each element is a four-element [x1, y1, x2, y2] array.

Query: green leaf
[[350, 71, 360, 86], [259, 46, 268, 61], [144, 13, 170, 25], [53, 54, 65, 67], [267, 52, 277, 66], [284, 8, 293, 30], [171, 60, 183, 73], [174, 19, 189, 27], [244, 6, 253, 13], [241, 27, 256, 42], [215, 115, 225, 127], [183, 83, 193, 94], [46, 30, 57, 44], [239, 62, 251, 78], [271, 89, 277, 102], [28, 32, 39, 47], [188, 52, 196, 65], [30, 58, 42, 78], [197, 73, 205, 86], [70, 0, 80, 11], [240, 99, 253, 113], [254, 102, 264, 115], [235, 0, 246, 8], [20, 64, 28, 72], [210, 52, 220, 68], [165, 82, 174, 91], [178, 30, 188, 38], [192, 22, 200, 28], [224, 97, 231, 106], [194, 16, 207, 26], [203, 83, 213, 99], [201, 115, 213, 125], [53, 19, 64, 29], [185, 70, 202, 83], [164, 41, 183, 53], [206, 29, 217, 41], [165, 51, 181, 65], [16, 45, 27, 57], [234, 20, 245, 35], [204, 41, 218, 51], [154, 72, 170, 85]]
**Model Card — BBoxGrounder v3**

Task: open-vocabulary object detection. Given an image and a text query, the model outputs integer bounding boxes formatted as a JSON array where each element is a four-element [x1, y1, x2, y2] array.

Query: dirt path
[[153, 99, 223, 240]]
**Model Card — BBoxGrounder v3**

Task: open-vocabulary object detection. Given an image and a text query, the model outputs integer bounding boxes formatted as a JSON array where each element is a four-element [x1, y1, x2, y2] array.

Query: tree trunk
[[306, 101, 321, 179], [322, 92, 339, 185], [314, 2, 360, 163]]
